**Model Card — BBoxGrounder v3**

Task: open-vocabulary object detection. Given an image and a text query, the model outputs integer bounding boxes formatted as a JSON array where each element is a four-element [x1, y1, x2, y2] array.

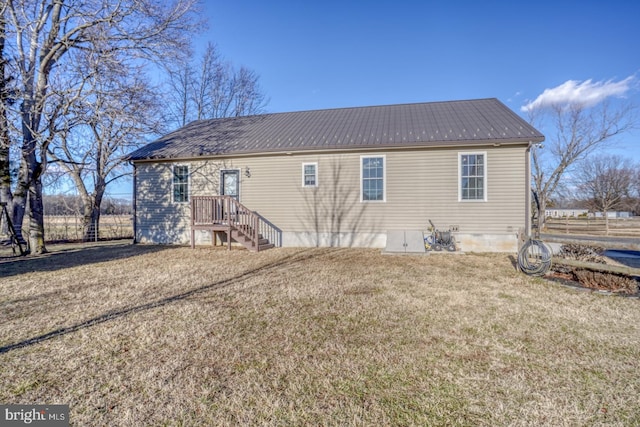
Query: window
[[361, 156, 385, 202], [173, 165, 189, 203], [459, 153, 486, 201], [302, 162, 317, 187]]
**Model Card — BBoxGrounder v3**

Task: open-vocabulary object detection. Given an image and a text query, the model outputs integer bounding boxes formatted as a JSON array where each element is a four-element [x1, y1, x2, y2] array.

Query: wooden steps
[[229, 227, 274, 252], [190, 196, 280, 252]]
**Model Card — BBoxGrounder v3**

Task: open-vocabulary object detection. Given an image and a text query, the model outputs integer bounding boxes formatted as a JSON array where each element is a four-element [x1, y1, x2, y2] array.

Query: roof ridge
[[248, 97, 501, 117], [179, 98, 502, 128], [129, 98, 544, 161]]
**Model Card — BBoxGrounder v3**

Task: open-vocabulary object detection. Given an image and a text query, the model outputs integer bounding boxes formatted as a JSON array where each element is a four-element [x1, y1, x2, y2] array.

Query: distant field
[[545, 216, 640, 237], [2, 215, 132, 246], [1, 244, 639, 425]]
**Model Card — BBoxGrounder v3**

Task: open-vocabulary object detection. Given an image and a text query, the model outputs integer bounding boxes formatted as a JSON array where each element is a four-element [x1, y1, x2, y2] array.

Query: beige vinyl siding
[[134, 144, 527, 246], [136, 163, 190, 243], [135, 159, 253, 243], [242, 146, 525, 236]]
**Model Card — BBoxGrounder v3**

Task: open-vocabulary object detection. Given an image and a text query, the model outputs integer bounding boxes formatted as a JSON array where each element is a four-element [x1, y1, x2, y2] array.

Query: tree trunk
[[13, 134, 47, 253], [11, 158, 30, 246], [28, 178, 46, 253], [82, 190, 104, 242], [82, 202, 100, 242], [0, 109, 10, 205], [536, 197, 546, 239], [0, 132, 11, 207], [0, 12, 13, 212], [604, 210, 609, 236]]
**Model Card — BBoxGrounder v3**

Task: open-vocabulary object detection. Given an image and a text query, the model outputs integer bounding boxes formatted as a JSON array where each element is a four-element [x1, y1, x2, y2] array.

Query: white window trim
[[458, 151, 487, 202], [360, 155, 386, 203], [172, 164, 190, 204], [302, 162, 318, 187]]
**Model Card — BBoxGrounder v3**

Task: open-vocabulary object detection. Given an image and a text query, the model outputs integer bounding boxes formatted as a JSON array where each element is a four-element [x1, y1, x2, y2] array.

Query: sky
[[108, 0, 639, 198], [198, 0, 639, 149]]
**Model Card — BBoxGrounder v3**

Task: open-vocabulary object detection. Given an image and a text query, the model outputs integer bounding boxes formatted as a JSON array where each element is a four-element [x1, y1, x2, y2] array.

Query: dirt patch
[[549, 243, 640, 296]]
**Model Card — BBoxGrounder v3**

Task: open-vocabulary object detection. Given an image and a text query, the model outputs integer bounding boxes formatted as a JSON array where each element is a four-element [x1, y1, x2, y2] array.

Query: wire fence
[[44, 214, 133, 242]]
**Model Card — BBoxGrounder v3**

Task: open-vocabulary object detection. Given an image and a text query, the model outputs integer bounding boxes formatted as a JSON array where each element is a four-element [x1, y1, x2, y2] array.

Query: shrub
[[573, 269, 639, 294], [558, 243, 605, 263]]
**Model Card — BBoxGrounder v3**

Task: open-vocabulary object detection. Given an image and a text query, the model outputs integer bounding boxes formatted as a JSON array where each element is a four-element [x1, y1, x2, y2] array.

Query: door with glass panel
[[221, 170, 239, 199], [220, 170, 239, 222]]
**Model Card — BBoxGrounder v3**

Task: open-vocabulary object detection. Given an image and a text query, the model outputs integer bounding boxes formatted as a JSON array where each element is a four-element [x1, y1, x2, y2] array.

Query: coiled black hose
[[518, 239, 552, 276]]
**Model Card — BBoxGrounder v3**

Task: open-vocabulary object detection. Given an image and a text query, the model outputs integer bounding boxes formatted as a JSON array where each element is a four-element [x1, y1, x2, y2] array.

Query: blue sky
[[109, 0, 639, 198], [201, 1, 637, 107], [199, 0, 639, 150]]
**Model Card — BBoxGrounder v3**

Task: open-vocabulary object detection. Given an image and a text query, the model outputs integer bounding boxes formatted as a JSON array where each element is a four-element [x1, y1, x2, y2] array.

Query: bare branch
[[529, 98, 637, 232], [3, 0, 201, 251], [163, 41, 268, 128]]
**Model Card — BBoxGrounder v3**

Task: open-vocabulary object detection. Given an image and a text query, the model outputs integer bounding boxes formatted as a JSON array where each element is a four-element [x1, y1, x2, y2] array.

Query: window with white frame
[[459, 152, 486, 201], [302, 162, 318, 187], [361, 156, 385, 202], [173, 165, 189, 203]]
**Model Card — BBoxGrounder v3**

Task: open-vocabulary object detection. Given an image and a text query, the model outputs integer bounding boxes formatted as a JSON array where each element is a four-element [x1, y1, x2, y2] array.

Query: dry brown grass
[[1, 243, 639, 426]]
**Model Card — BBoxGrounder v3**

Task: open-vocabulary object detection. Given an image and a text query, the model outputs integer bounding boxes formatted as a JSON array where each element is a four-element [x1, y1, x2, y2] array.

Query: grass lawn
[[1, 243, 639, 426]]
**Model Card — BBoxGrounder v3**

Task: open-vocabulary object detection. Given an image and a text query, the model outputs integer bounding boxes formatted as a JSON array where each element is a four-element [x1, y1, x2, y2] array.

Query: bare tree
[[576, 154, 634, 234], [0, 5, 12, 206], [527, 101, 636, 233], [48, 49, 164, 241], [164, 62, 195, 127], [164, 42, 268, 127], [1, 0, 199, 253], [194, 42, 224, 120], [626, 164, 640, 215], [231, 66, 267, 118]]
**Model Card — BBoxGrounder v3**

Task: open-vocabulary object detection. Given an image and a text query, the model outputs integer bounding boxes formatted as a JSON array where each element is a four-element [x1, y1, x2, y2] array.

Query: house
[[590, 211, 632, 219], [128, 98, 544, 252], [545, 208, 588, 218]]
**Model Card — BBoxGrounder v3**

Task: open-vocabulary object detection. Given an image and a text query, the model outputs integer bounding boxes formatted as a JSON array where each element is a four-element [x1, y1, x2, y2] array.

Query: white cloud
[[521, 75, 635, 112], [507, 91, 522, 103]]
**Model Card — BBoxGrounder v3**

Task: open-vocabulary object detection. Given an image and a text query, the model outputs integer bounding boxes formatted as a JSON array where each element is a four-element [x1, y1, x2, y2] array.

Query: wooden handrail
[[191, 196, 281, 251]]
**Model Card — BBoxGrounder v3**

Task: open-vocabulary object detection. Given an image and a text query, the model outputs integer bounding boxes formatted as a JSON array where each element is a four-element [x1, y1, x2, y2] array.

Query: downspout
[[132, 161, 137, 244], [525, 142, 532, 238]]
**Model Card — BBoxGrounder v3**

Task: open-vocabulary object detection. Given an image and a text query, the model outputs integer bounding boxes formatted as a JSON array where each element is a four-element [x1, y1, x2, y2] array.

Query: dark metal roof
[[129, 98, 544, 161]]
